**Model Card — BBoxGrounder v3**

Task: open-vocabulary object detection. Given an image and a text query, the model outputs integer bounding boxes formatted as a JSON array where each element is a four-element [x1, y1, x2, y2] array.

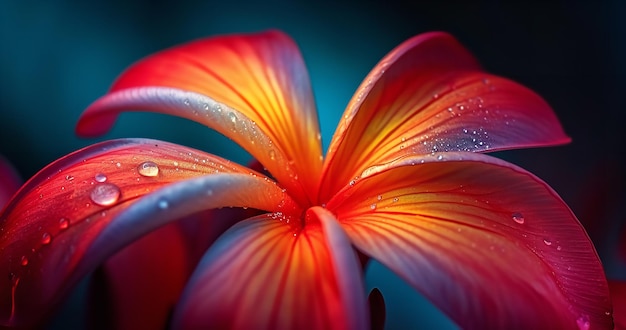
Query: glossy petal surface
[[327, 152, 611, 329], [173, 206, 368, 330], [0, 138, 293, 327], [320, 32, 569, 201], [78, 30, 322, 205]]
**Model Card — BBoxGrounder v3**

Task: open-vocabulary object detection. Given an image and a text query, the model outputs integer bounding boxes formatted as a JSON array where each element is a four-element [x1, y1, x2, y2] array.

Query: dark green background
[[1, 1, 625, 328]]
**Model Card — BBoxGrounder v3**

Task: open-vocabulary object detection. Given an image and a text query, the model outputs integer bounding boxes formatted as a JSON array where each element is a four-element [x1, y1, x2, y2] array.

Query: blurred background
[[1, 0, 625, 328]]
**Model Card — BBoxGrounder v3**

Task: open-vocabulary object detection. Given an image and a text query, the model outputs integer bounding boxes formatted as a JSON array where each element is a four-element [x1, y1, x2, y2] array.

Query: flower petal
[[172, 206, 368, 330], [87, 222, 190, 330], [77, 30, 322, 205], [88, 206, 260, 329], [0, 154, 21, 210], [0, 138, 294, 327], [320, 32, 569, 201], [327, 152, 611, 329]]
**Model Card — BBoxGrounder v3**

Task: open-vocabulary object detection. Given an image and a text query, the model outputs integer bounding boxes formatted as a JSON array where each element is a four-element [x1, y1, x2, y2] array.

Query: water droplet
[[543, 238, 552, 246], [349, 180, 356, 187], [437, 154, 444, 160], [268, 149, 276, 160], [228, 112, 237, 123], [576, 315, 590, 330], [183, 98, 190, 106], [59, 218, 69, 229], [41, 232, 51, 245], [377, 195, 382, 201], [511, 212, 525, 224], [556, 245, 562, 251], [90, 183, 121, 206], [65, 175, 74, 181], [370, 204, 377, 210], [158, 200, 169, 209], [115, 162, 122, 168], [137, 161, 159, 177], [392, 197, 399, 203], [20, 256, 28, 266], [94, 173, 107, 183]]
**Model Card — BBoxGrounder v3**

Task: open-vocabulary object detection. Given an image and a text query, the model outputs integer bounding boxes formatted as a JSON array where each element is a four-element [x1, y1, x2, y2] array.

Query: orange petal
[[320, 32, 569, 202], [77, 30, 322, 205], [172, 207, 368, 330], [0, 138, 294, 327], [328, 152, 611, 329]]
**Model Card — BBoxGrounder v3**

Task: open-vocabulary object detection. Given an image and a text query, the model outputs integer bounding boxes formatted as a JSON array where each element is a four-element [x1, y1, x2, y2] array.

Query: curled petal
[[78, 30, 322, 205], [320, 32, 569, 201], [173, 207, 368, 330], [328, 152, 611, 329], [0, 138, 294, 327]]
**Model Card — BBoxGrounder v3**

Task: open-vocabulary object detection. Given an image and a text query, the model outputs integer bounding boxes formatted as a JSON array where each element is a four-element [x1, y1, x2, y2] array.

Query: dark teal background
[[1, 1, 625, 329]]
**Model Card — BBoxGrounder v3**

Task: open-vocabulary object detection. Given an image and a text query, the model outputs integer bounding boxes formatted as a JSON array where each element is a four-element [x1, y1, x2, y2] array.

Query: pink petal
[[327, 152, 611, 329], [320, 32, 569, 202], [172, 206, 368, 330], [0, 138, 294, 327], [77, 30, 322, 205]]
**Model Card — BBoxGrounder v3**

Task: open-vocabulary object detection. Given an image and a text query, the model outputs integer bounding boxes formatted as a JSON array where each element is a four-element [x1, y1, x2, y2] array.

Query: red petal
[[88, 222, 190, 330], [328, 152, 611, 329], [0, 154, 21, 210], [88, 206, 259, 329], [172, 207, 368, 330], [320, 32, 569, 202], [77, 30, 322, 205], [0, 138, 294, 327]]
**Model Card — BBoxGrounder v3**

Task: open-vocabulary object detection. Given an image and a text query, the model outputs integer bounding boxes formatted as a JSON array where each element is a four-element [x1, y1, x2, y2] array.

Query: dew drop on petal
[[20, 256, 28, 266], [511, 212, 525, 224], [94, 173, 107, 183], [41, 232, 51, 245], [543, 238, 552, 246], [370, 204, 377, 210], [59, 218, 69, 229], [377, 195, 382, 201], [137, 161, 159, 177], [228, 112, 237, 123], [576, 315, 590, 330], [90, 183, 121, 206], [268, 149, 276, 160]]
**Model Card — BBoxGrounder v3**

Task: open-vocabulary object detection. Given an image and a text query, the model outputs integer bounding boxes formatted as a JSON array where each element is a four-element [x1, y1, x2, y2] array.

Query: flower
[[0, 30, 613, 329]]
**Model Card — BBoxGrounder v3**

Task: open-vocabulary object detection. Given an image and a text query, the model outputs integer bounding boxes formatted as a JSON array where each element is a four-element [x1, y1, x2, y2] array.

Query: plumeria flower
[[0, 30, 614, 329]]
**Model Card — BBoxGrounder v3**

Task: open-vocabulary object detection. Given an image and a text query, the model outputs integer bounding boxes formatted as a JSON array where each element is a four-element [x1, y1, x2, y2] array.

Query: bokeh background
[[1, 0, 625, 328]]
